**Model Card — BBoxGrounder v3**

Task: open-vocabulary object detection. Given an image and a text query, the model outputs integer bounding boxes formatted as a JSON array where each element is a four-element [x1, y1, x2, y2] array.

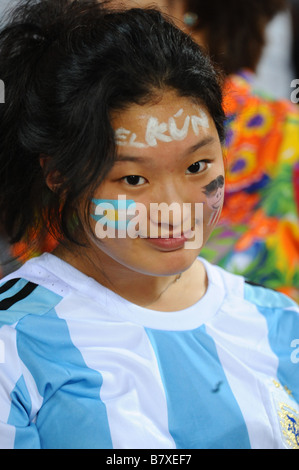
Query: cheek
[[90, 197, 138, 236], [202, 201, 223, 229], [200, 176, 225, 228], [202, 195, 224, 232]]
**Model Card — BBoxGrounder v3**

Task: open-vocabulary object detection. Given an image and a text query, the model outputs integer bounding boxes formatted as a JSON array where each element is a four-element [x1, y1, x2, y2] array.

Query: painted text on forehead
[[115, 107, 210, 148]]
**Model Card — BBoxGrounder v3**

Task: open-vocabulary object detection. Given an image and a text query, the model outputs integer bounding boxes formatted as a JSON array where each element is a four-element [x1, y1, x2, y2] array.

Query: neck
[[52, 243, 207, 312]]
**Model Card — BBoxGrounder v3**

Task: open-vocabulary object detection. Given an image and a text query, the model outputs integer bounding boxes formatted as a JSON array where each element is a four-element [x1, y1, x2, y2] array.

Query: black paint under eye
[[188, 162, 201, 173], [126, 175, 141, 185], [202, 175, 224, 195]]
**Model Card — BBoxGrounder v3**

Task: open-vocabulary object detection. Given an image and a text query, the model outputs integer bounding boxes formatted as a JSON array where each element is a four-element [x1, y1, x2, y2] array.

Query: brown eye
[[186, 161, 209, 174], [123, 175, 146, 186]]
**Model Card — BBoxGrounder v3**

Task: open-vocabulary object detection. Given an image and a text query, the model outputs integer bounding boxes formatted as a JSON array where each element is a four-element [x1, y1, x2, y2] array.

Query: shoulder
[[243, 280, 298, 311], [242, 281, 299, 338], [0, 255, 70, 328], [202, 257, 298, 314]]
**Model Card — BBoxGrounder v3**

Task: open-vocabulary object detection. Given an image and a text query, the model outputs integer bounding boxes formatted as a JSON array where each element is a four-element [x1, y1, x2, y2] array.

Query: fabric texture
[[0, 253, 298, 449]]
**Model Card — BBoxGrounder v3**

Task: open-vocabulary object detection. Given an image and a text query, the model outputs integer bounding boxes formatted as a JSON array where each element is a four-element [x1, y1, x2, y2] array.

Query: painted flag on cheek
[[91, 198, 137, 231]]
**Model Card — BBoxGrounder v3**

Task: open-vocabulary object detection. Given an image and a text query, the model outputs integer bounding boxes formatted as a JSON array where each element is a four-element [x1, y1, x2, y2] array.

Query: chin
[[137, 249, 200, 278]]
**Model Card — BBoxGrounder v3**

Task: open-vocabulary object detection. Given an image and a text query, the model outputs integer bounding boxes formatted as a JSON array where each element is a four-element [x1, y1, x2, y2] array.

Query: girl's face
[[87, 91, 224, 277]]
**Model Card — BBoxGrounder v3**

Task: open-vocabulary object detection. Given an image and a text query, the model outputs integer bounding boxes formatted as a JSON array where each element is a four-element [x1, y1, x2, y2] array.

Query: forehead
[[111, 91, 216, 151], [114, 93, 193, 123]]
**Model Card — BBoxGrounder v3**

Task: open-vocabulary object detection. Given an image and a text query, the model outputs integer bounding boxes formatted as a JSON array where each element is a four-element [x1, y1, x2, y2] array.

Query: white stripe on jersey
[[0, 323, 43, 449], [55, 293, 176, 449], [0, 253, 298, 449], [205, 298, 280, 448], [0, 325, 19, 449]]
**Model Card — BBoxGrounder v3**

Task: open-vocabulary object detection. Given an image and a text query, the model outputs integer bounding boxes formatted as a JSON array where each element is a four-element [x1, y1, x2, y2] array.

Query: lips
[[144, 230, 194, 251]]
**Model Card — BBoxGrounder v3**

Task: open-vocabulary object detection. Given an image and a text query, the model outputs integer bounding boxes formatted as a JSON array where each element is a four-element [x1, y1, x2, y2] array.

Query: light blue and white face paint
[[91, 196, 137, 238], [91, 196, 204, 250]]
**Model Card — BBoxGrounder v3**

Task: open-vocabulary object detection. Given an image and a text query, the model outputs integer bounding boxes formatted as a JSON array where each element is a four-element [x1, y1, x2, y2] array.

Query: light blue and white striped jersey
[[0, 253, 298, 449]]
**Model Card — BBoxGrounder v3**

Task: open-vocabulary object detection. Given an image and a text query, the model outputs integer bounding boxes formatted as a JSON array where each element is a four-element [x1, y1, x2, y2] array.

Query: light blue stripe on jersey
[[15, 308, 113, 449], [0, 281, 62, 327], [146, 325, 251, 449], [8, 376, 41, 449], [244, 284, 299, 403]]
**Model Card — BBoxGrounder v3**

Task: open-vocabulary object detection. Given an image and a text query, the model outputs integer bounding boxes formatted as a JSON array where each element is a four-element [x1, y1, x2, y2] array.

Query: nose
[[149, 182, 189, 232], [150, 202, 183, 230]]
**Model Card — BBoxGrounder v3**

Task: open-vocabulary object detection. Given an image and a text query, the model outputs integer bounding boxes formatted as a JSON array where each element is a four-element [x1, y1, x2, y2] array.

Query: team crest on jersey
[[278, 402, 299, 449], [272, 379, 299, 449]]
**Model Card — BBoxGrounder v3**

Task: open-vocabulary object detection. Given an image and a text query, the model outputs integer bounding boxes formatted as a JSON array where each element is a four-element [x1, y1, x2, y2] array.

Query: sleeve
[[0, 322, 41, 449]]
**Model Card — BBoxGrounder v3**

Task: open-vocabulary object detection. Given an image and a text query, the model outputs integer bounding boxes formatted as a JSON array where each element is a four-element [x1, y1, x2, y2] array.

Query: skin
[[53, 91, 225, 311]]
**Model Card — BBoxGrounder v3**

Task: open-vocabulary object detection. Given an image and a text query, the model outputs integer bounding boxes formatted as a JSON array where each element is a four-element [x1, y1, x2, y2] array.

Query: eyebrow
[[115, 135, 217, 163], [186, 136, 216, 155], [115, 155, 148, 163]]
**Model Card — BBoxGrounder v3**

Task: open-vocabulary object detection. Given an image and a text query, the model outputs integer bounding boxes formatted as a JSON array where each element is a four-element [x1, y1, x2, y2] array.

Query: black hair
[[186, 0, 287, 75], [0, 0, 226, 249]]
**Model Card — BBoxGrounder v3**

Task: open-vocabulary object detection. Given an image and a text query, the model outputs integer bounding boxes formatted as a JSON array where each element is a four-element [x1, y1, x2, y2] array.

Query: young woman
[[0, 0, 298, 449]]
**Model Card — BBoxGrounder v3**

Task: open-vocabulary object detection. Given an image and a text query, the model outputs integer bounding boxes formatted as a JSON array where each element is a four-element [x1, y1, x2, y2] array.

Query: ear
[[39, 155, 63, 193]]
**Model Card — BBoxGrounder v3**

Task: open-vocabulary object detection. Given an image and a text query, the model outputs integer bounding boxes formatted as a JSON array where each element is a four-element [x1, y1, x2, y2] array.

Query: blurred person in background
[[253, 5, 294, 99]]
